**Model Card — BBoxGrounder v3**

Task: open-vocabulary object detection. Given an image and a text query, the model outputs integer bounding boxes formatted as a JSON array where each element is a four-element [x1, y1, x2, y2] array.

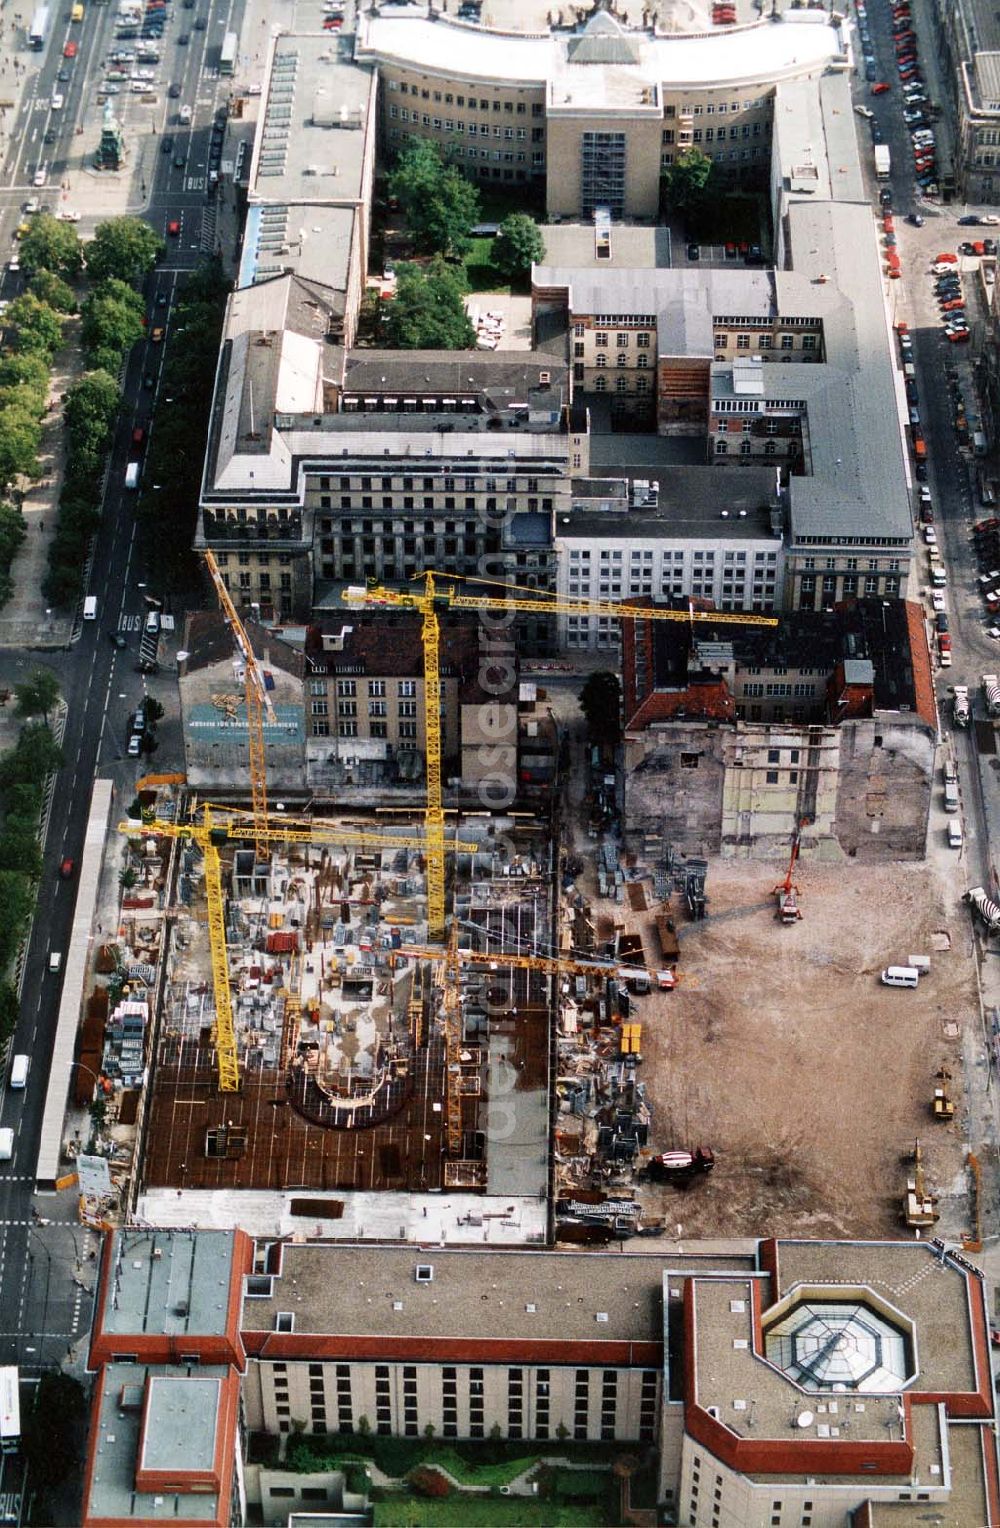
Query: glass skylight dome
[[764, 1297, 914, 1394]]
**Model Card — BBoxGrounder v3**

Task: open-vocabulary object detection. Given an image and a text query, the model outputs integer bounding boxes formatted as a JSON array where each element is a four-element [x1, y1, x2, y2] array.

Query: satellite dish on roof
[[796, 1411, 815, 1429]]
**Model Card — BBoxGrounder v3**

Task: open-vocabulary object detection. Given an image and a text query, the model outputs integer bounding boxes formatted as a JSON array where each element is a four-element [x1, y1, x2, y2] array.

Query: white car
[[932, 592, 946, 612], [919, 485, 932, 502], [982, 214, 1000, 225], [855, 105, 874, 119], [7, 254, 19, 273], [924, 526, 937, 545], [32, 167, 46, 187], [51, 92, 63, 110], [933, 262, 958, 274], [989, 626, 1000, 639], [57, 209, 80, 222]]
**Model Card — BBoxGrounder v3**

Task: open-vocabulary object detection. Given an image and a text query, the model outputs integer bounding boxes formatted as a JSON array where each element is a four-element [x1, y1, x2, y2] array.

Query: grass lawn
[[463, 236, 509, 294], [374, 1495, 609, 1526]]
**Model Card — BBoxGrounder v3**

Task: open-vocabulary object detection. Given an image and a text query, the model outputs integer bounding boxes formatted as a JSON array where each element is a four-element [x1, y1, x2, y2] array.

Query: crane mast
[[203, 550, 275, 858], [344, 575, 778, 942]]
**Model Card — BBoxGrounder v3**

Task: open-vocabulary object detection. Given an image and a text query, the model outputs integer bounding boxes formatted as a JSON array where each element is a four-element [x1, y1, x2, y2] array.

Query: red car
[[940, 299, 966, 312], [132, 426, 145, 446], [871, 81, 891, 94], [935, 251, 958, 263], [946, 328, 971, 343], [167, 219, 180, 235], [63, 40, 77, 56], [59, 857, 74, 879]]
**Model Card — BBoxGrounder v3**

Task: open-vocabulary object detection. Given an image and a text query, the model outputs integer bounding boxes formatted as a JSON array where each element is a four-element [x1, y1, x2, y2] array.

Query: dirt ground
[[536, 676, 976, 1243], [604, 857, 974, 1240]]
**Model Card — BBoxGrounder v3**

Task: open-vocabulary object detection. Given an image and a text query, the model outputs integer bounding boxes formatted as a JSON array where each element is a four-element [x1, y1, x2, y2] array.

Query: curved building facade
[[356, 3, 852, 217]]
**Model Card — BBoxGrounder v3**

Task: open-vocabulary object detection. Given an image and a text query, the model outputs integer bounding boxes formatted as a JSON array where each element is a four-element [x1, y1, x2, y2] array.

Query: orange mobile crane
[[772, 832, 802, 923]]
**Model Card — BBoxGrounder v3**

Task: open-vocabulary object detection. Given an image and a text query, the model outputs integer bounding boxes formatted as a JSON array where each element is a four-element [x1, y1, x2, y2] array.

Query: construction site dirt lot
[[601, 857, 974, 1241]]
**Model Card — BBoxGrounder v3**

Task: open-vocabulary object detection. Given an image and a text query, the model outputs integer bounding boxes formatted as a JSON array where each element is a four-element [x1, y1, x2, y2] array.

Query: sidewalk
[[0, 324, 87, 651]]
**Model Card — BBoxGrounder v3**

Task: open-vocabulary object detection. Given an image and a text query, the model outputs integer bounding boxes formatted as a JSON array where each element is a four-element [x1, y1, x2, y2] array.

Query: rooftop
[[247, 35, 374, 211], [241, 1242, 756, 1348], [564, 463, 781, 541], [95, 1230, 240, 1341], [140, 1376, 221, 1475], [538, 222, 672, 272], [83, 1362, 235, 1526], [357, 5, 844, 92], [628, 600, 935, 730]]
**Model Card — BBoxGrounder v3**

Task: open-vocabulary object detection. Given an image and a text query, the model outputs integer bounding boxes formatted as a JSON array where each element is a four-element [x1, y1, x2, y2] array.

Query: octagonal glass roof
[[764, 1298, 912, 1393]]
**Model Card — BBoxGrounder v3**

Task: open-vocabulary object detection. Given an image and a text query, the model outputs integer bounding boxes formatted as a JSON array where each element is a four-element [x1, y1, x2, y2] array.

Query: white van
[[881, 966, 920, 988], [48, 951, 62, 974], [949, 821, 964, 850], [51, 93, 64, 110], [945, 781, 960, 812], [83, 595, 97, 620], [0, 1129, 13, 1161], [9, 1055, 28, 1089]]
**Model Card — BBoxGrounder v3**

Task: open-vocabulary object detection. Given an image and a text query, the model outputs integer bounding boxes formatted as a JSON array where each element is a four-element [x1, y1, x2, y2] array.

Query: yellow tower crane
[[120, 804, 479, 1093], [344, 574, 779, 940], [203, 549, 275, 858]]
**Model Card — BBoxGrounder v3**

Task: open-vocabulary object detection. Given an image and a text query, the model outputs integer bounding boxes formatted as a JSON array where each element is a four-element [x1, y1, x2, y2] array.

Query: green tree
[[492, 213, 545, 282], [18, 213, 83, 279], [64, 370, 120, 449], [5, 292, 63, 358], [0, 403, 42, 489], [85, 216, 164, 283], [0, 352, 50, 398], [0, 820, 41, 880], [389, 140, 480, 256], [0, 721, 63, 786], [145, 697, 164, 724], [384, 260, 475, 350], [80, 279, 145, 370], [14, 669, 60, 725], [27, 267, 77, 314], [662, 147, 714, 211], [0, 503, 25, 608], [579, 670, 621, 747], [0, 870, 33, 969], [0, 981, 18, 1046]]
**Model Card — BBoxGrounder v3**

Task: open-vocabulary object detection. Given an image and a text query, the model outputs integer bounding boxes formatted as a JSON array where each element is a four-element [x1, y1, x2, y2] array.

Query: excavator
[[772, 832, 802, 923]]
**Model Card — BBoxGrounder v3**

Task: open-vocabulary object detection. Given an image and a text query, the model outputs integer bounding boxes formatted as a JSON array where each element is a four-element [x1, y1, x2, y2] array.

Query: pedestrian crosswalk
[[200, 203, 218, 254]]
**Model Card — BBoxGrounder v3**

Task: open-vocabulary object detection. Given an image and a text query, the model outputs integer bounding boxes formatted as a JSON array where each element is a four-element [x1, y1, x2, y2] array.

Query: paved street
[[0, 0, 252, 1396], [854, 0, 1000, 1277]]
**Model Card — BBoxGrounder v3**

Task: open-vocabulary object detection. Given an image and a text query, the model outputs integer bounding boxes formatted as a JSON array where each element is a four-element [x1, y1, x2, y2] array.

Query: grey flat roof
[[242, 1243, 756, 1342], [100, 1229, 237, 1338], [86, 1364, 228, 1523], [564, 464, 780, 540], [140, 1376, 221, 1474], [249, 34, 374, 208], [242, 204, 356, 293], [538, 223, 672, 273]]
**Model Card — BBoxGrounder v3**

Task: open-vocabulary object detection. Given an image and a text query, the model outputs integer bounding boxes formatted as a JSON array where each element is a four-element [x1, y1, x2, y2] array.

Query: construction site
[[81, 569, 975, 1246]]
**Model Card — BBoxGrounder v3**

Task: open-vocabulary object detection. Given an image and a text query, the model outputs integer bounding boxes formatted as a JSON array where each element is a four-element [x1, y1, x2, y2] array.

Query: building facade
[[82, 1229, 1000, 1526], [358, 6, 850, 217], [621, 600, 937, 860]]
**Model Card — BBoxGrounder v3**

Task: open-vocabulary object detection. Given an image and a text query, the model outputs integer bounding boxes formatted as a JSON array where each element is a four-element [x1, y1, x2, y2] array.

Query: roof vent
[[275, 1311, 295, 1332], [415, 1264, 434, 1283]]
